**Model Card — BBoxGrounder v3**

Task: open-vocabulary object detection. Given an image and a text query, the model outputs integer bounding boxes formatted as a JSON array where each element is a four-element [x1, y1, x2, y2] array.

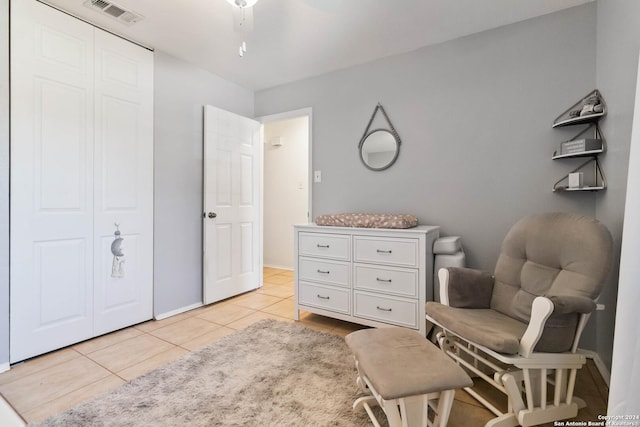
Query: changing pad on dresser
[[316, 213, 418, 229]]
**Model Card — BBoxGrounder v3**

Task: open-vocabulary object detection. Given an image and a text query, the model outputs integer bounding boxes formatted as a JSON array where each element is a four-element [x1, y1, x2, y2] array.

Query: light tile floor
[[0, 268, 609, 425]]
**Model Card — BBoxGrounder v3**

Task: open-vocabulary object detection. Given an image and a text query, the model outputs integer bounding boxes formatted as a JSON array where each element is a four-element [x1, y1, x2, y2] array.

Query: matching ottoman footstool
[[345, 327, 472, 427]]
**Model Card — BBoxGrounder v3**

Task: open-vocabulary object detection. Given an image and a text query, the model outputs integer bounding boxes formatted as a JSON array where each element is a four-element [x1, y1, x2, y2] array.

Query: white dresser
[[294, 224, 440, 335]]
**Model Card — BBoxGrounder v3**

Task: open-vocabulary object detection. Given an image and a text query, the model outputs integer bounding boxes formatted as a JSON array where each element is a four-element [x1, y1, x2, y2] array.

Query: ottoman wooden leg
[[433, 389, 456, 427], [397, 395, 428, 426]]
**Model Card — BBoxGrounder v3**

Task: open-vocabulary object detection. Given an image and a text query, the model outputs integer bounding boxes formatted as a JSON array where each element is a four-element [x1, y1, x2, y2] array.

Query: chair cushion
[[447, 267, 494, 308], [491, 213, 612, 324], [345, 327, 472, 400], [427, 302, 579, 354], [426, 302, 527, 354], [485, 213, 612, 352]]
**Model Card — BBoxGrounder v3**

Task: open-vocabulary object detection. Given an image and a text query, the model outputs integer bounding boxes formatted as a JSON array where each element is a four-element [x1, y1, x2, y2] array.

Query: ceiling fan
[[224, 0, 333, 57], [226, 0, 257, 32]]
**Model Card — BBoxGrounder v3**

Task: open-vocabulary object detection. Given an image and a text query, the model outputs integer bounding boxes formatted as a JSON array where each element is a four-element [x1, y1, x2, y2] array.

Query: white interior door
[[203, 105, 261, 304], [10, 0, 95, 362], [92, 29, 154, 335]]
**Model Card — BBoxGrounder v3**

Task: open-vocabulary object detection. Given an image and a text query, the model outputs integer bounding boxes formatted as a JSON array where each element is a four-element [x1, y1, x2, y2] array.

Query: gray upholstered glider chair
[[426, 213, 613, 427]]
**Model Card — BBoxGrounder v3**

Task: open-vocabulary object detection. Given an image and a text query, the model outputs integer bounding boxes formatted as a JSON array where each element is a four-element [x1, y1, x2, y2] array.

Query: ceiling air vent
[[83, 0, 144, 26]]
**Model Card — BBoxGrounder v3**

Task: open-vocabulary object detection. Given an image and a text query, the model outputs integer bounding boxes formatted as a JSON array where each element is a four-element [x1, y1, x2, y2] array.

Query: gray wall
[[0, 0, 9, 366], [257, 5, 597, 270], [594, 0, 640, 370], [256, 5, 604, 350], [154, 51, 254, 316]]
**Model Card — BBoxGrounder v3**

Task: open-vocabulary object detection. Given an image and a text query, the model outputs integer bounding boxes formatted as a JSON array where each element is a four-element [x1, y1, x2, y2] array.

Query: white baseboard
[[264, 264, 293, 271], [0, 363, 9, 374], [154, 302, 203, 320], [580, 349, 611, 387]]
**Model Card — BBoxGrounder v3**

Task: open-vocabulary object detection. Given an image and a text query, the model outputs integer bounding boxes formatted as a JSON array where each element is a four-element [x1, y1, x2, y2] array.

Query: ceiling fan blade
[[233, 6, 254, 32]]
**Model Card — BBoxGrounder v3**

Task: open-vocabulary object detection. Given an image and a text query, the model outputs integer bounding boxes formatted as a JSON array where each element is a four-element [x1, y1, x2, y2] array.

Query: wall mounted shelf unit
[[551, 90, 607, 192]]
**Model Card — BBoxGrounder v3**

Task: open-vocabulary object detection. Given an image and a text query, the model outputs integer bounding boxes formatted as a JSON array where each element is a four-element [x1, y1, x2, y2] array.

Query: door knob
[[208, 212, 217, 219]]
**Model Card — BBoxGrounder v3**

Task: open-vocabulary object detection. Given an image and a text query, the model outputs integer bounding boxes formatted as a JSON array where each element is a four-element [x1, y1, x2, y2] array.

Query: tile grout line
[[83, 332, 185, 380], [17, 352, 114, 420], [144, 326, 222, 350], [0, 348, 86, 388]]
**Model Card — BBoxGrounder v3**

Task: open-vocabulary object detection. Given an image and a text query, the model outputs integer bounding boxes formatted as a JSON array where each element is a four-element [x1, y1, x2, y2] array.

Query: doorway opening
[[259, 108, 312, 272]]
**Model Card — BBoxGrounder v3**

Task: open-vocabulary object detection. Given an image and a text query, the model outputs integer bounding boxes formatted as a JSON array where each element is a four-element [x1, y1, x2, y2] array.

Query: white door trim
[[257, 107, 313, 222]]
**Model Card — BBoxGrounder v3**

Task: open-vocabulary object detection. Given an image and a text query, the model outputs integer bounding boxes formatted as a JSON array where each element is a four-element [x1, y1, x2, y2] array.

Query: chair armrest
[[438, 267, 494, 308], [519, 296, 555, 357], [547, 295, 596, 314], [518, 296, 596, 357]]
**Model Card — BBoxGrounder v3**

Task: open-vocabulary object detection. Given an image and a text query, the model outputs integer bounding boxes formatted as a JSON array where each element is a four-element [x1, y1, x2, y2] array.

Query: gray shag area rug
[[32, 319, 379, 427]]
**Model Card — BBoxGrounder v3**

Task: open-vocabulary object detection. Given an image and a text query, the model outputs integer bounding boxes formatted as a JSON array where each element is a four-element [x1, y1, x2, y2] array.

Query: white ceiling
[[42, 0, 594, 91]]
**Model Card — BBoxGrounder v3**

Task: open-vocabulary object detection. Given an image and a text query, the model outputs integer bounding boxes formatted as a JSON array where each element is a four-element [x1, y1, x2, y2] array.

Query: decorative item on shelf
[[568, 172, 583, 188], [552, 157, 606, 192], [552, 123, 605, 159], [358, 103, 402, 171], [553, 89, 607, 128]]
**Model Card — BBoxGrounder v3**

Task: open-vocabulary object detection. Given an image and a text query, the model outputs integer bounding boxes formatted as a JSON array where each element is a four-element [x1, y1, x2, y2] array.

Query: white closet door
[[93, 29, 153, 335], [203, 106, 261, 304], [10, 0, 95, 362]]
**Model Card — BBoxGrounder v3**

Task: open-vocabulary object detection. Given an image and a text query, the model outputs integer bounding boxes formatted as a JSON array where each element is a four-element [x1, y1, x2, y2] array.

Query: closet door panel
[[36, 80, 88, 211], [93, 29, 153, 335], [10, 0, 95, 363]]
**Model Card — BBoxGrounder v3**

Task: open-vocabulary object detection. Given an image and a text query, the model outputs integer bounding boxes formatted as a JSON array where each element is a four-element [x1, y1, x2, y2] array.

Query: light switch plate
[[314, 170, 322, 183]]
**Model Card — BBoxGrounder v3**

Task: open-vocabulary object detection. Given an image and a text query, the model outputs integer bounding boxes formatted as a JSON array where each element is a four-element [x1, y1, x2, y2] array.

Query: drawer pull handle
[[317, 269, 330, 274], [317, 244, 330, 248], [376, 278, 392, 283], [317, 294, 330, 300], [376, 249, 392, 254], [376, 306, 392, 312]]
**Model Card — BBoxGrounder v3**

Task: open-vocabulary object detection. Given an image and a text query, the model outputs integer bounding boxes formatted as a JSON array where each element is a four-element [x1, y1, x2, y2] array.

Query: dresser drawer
[[354, 264, 418, 298], [298, 281, 350, 315], [354, 236, 418, 267], [299, 257, 350, 288], [298, 232, 350, 261], [353, 292, 418, 329]]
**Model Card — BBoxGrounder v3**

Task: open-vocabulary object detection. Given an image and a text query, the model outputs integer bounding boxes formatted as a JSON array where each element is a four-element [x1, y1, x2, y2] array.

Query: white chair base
[[432, 327, 588, 427]]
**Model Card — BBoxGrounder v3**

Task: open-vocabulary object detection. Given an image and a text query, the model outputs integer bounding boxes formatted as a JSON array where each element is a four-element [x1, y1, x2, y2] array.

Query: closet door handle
[[207, 212, 217, 219]]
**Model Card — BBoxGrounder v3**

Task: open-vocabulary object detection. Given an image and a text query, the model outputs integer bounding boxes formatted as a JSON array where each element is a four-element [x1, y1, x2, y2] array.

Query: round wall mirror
[[359, 129, 400, 171]]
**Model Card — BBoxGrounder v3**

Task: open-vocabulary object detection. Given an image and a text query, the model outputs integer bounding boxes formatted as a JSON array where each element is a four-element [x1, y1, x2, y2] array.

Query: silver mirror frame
[[358, 128, 401, 171]]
